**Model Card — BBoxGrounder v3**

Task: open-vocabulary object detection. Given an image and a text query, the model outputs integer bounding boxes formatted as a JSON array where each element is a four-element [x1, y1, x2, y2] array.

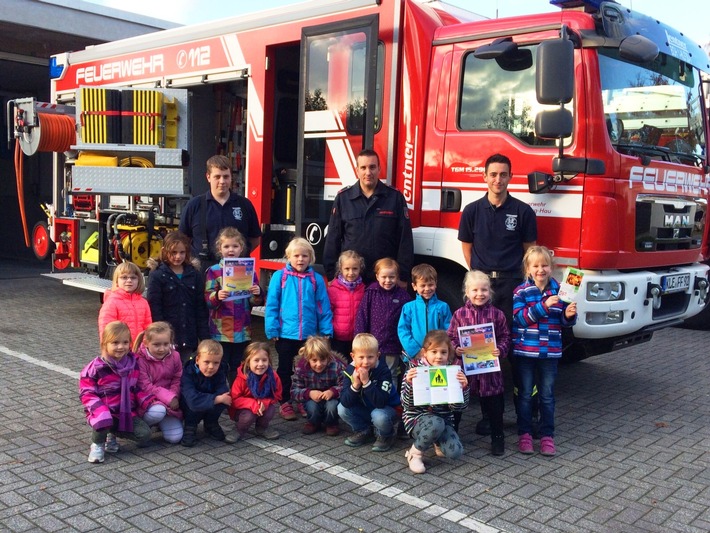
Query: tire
[[31, 221, 54, 261]]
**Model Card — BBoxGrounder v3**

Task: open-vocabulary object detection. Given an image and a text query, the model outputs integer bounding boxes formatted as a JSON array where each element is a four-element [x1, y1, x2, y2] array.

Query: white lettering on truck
[[629, 165, 710, 195], [76, 54, 165, 84], [402, 140, 414, 206]]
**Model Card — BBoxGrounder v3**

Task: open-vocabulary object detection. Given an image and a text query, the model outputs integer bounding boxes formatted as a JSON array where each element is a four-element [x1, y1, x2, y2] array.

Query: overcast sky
[[85, 0, 709, 45]]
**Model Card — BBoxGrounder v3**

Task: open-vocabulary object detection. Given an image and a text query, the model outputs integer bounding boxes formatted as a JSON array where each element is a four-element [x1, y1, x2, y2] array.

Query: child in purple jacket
[[355, 258, 411, 385], [79, 321, 155, 464]]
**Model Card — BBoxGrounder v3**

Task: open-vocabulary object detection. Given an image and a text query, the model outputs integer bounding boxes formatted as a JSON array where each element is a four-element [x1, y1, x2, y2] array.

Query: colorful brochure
[[458, 323, 500, 376], [412, 365, 464, 406], [223, 257, 255, 300], [558, 267, 584, 303]]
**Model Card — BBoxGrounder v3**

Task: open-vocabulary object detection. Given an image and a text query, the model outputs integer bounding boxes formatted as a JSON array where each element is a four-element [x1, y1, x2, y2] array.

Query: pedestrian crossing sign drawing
[[412, 365, 464, 406], [430, 368, 448, 387]]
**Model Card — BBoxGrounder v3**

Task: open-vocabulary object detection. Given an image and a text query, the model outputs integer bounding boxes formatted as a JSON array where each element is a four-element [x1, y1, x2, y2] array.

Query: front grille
[[635, 195, 705, 252]]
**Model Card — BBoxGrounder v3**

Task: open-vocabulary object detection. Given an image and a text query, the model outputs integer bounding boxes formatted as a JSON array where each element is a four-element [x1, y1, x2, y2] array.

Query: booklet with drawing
[[222, 257, 255, 300], [558, 267, 584, 303], [412, 365, 464, 406], [458, 323, 500, 376]]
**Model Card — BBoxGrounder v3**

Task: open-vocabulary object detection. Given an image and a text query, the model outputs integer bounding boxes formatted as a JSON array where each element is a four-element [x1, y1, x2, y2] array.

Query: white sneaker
[[105, 433, 119, 453], [88, 443, 105, 463]]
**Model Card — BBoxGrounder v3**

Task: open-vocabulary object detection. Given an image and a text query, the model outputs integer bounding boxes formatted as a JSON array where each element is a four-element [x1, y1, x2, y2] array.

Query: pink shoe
[[518, 433, 533, 454], [540, 436, 556, 456], [279, 402, 297, 421]]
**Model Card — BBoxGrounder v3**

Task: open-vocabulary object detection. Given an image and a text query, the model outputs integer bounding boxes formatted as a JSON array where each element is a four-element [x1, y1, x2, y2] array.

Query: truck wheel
[[425, 259, 465, 311], [32, 221, 54, 260]]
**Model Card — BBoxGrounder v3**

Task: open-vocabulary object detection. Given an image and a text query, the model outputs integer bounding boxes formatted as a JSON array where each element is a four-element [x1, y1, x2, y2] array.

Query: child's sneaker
[[540, 436, 556, 456], [325, 424, 340, 437], [518, 433, 534, 455], [105, 433, 119, 454], [372, 434, 396, 452], [344, 428, 373, 447], [433, 444, 445, 457], [88, 443, 105, 463], [255, 426, 280, 440], [279, 402, 297, 421], [296, 402, 307, 418], [302, 422, 319, 435], [225, 429, 241, 444], [181, 425, 197, 447]]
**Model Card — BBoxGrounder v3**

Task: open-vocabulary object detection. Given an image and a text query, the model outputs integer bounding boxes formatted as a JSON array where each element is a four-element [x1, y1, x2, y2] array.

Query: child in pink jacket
[[98, 261, 152, 344], [135, 322, 184, 444], [327, 250, 365, 360]]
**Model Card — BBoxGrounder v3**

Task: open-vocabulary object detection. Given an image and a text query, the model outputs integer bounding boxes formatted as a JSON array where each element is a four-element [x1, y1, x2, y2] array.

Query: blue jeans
[[337, 403, 397, 438], [305, 399, 339, 427], [515, 356, 558, 437]]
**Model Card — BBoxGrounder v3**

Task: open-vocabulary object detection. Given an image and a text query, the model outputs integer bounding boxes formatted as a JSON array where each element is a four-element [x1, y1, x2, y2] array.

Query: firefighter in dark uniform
[[324, 149, 413, 285], [179, 155, 261, 272]]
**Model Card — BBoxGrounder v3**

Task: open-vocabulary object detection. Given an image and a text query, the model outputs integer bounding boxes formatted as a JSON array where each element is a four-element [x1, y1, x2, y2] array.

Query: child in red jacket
[[227, 342, 282, 442]]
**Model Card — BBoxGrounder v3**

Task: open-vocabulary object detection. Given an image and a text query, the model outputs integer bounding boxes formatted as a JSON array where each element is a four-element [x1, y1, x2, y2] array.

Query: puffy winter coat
[[146, 261, 209, 349], [98, 288, 152, 343], [229, 366, 283, 416], [397, 293, 452, 360], [135, 344, 183, 419], [354, 282, 410, 355], [327, 278, 365, 341], [265, 264, 333, 340], [79, 353, 154, 430]]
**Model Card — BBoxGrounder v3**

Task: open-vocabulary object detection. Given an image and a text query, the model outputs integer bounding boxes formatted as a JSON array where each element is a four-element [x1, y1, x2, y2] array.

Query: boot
[[405, 445, 426, 474], [181, 425, 197, 447], [491, 434, 505, 456]]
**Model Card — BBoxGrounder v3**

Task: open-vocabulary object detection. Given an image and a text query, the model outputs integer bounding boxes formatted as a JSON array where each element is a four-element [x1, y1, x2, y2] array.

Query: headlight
[[586, 282, 623, 301], [585, 310, 623, 325]]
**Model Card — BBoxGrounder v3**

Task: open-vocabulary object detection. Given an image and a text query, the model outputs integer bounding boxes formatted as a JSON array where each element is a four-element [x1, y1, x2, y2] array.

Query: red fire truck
[[8, 0, 710, 359]]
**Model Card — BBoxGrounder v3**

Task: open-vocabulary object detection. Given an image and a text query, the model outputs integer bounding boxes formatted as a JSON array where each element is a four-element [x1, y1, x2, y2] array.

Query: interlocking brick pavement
[[0, 259, 709, 532]]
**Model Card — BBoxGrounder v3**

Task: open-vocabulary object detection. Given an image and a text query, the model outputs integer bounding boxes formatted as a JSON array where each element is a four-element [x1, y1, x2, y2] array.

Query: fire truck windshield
[[599, 49, 706, 167]]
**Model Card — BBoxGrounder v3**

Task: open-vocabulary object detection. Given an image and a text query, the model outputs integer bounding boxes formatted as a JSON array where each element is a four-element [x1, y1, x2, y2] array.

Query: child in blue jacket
[[265, 237, 333, 421], [397, 263, 452, 362]]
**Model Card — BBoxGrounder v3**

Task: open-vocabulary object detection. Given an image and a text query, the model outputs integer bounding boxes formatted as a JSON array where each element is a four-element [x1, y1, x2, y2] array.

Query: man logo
[[664, 214, 689, 227]]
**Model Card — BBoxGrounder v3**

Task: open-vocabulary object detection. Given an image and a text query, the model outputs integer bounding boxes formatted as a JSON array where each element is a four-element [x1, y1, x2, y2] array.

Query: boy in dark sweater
[[180, 340, 232, 446], [337, 333, 400, 452]]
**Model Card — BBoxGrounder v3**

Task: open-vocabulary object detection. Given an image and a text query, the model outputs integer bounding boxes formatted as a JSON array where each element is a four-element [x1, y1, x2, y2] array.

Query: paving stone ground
[[0, 259, 709, 532]]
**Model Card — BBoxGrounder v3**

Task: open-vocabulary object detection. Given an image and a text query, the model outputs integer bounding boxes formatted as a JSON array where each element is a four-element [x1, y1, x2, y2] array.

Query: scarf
[[338, 274, 362, 291], [246, 367, 278, 399], [106, 354, 135, 432]]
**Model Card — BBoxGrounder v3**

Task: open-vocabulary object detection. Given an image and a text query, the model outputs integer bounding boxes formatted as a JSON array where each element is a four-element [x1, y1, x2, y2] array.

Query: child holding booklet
[[205, 227, 263, 384], [447, 270, 510, 456], [400, 330, 469, 474], [512, 246, 577, 456]]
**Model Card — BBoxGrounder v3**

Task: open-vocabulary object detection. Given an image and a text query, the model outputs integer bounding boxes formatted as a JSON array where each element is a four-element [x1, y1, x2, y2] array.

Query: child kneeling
[[401, 331, 469, 474], [179, 340, 232, 447], [338, 333, 400, 452], [291, 336, 346, 436], [227, 342, 282, 441], [79, 321, 156, 463]]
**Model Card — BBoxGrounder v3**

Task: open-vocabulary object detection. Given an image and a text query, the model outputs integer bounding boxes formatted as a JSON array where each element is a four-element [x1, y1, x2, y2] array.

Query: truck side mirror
[[535, 108, 573, 139], [536, 39, 574, 105]]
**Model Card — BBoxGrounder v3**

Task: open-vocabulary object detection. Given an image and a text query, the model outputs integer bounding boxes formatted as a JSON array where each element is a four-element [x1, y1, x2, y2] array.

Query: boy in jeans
[[337, 333, 400, 451]]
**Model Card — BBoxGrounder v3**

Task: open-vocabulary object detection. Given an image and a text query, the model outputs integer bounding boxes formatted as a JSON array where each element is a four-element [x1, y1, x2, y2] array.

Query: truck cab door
[[295, 16, 379, 265]]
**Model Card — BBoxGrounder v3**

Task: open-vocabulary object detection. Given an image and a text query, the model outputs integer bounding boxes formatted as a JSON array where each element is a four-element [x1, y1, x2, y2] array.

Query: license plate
[[660, 273, 690, 294]]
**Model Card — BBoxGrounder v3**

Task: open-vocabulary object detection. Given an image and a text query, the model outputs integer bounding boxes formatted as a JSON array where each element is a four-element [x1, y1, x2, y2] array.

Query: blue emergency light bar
[[549, 0, 614, 10], [49, 57, 64, 79]]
